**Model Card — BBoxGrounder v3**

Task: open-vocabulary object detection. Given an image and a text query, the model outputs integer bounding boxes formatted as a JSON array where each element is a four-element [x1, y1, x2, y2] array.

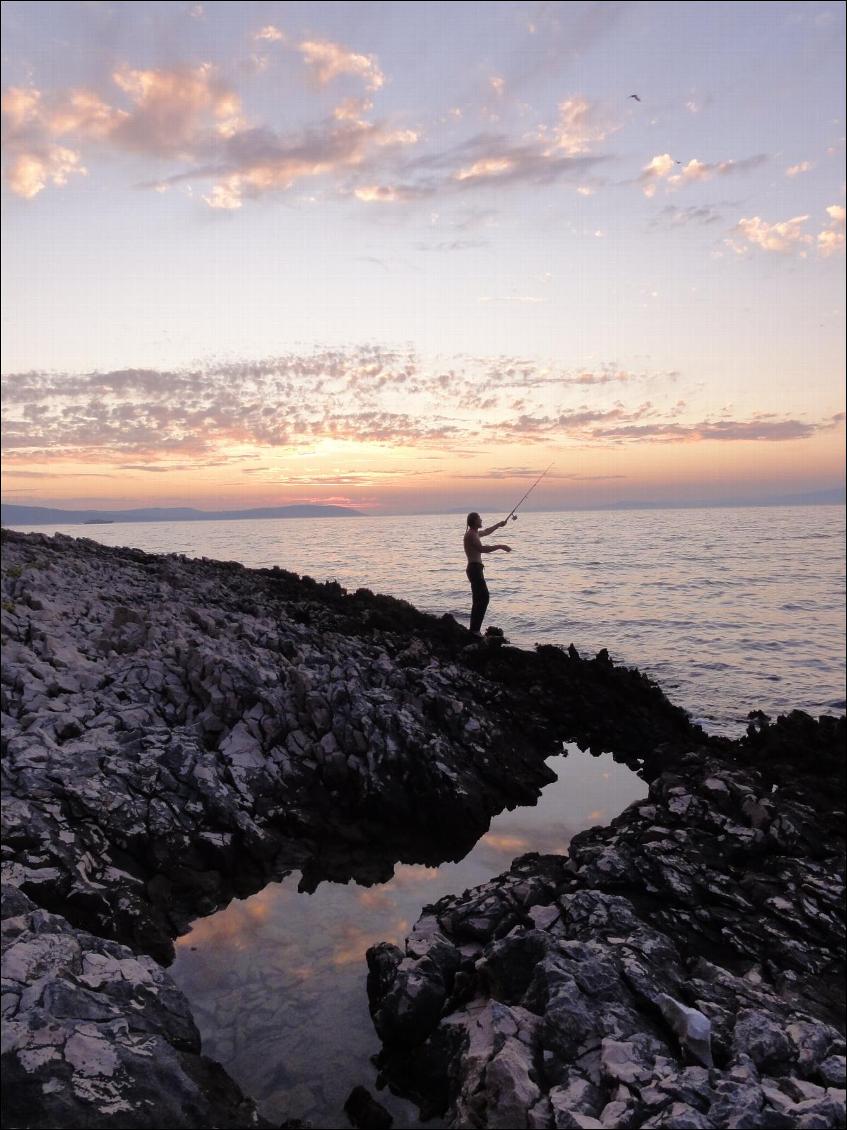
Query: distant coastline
[[0, 503, 364, 526], [0, 488, 844, 527]]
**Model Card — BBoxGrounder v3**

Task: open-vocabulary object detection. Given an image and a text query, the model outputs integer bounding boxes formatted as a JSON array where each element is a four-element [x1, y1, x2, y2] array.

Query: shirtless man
[[464, 512, 512, 636]]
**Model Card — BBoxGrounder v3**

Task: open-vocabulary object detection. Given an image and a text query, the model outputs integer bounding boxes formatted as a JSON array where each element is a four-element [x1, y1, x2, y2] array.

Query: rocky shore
[[1, 529, 844, 1129], [368, 742, 845, 1129]]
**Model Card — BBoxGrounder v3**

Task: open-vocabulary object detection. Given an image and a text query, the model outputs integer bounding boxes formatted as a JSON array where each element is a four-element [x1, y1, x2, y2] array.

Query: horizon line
[[3, 494, 845, 525]]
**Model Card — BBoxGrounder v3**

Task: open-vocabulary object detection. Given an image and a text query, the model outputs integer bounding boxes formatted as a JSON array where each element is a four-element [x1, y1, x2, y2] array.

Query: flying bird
[[629, 93, 641, 102]]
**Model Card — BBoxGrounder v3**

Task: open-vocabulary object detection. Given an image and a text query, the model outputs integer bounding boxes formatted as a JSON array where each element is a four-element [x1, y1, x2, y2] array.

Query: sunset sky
[[1, 0, 845, 514]]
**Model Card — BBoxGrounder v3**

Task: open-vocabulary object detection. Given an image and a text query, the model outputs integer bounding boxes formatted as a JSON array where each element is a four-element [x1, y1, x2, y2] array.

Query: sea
[[7, 504, 845, 1127]]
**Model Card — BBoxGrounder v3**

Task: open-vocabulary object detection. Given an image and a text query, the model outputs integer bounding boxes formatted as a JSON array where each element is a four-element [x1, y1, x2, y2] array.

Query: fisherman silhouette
[[463, 468, 552, 635], [463, 513, 512, 635]]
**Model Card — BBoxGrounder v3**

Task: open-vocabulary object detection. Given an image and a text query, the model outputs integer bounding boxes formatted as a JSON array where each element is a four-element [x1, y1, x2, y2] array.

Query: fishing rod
[[505, 463, 554, 522]]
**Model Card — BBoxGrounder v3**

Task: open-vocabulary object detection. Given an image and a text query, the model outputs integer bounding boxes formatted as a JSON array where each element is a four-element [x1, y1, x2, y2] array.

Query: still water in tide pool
[[15, 504, 846, 732], [168, 749, 647, 1128], [11, 505, 844, 1126]]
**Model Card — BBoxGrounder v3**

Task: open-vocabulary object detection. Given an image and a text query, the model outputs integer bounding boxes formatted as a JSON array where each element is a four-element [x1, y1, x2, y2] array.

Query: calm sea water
[[8, 505, 845, 1127], [11, 505, 845, 733]]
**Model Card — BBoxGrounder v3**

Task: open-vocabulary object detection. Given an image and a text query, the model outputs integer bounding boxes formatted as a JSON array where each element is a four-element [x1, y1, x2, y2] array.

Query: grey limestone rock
[[367, 754, 846, 1129]]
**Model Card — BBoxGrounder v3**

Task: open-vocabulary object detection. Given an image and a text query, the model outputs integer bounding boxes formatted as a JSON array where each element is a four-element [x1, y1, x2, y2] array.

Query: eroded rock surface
[[0, 529, 708, 1128], [1, 885, 268, 1129], [367, 751, 846, 1128], [2, 529, 843, 1129]]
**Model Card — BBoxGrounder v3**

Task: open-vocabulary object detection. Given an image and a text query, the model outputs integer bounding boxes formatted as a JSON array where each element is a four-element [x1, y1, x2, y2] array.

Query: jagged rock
[[818, 1054, 847, 1087], [367, 751, 845, 1128], [640, 1105, 713, 1129], [343, 1084, 393, 1129], [733, 1008, 793, 1072], [1, 887, 270, 1129], [2, 531, 844, 1129], [656, 994, 713, 1067]]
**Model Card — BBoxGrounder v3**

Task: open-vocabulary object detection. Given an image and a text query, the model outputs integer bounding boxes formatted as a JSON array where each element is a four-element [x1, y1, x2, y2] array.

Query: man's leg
[[469, 568, 490, 633]]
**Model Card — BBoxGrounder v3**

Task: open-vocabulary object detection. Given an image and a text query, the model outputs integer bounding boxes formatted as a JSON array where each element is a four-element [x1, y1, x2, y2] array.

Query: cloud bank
[[3, 349, 839, 469]]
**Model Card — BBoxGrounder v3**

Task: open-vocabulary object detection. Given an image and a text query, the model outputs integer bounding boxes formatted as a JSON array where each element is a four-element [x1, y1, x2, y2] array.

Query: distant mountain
[[1, 503, 364, 526]]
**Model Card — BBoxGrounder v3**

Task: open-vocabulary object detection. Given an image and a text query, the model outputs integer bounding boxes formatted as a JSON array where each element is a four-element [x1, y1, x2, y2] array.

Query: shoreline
[[6, 508, 844, 741], [1, 529, 844, 1129]]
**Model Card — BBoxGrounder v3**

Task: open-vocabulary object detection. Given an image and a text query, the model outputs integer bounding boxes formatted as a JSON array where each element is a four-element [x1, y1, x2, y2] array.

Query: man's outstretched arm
[[479, 519, 507, 537]]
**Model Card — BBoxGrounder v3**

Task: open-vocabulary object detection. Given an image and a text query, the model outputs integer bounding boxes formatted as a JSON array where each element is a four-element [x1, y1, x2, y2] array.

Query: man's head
[[467, 512, 482, 530]]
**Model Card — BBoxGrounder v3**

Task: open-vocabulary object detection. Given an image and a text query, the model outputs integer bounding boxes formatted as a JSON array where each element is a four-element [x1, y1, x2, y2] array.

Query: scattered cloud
[[726, 205, 844, 257], [454, 466, 627, 481], [639, 153, 675, 197], [591, 417, 842, 443], [299, 39, 385, 92], [3, 62, 614, 207], [649, 204, 723, 228], [333, 96, 374, 123], [4, 349, 832, 467], [353, 254, 390, 270], [117, 457, 242, 471], [354, 184, 419, 203], [110, 63, 245, 149], [728, 214, 812, 254], [818, 203, 845, 256], [786, 160, 814, 176], [414, 239, 487, 252], [202, 180, 244, 210], [818, 229, 845, 256], [255, 25, 285, 43], [244, 467, 438, 486], [420, 133, 607, 192], [1, 61, 405, 206], [3, 86, 43, 130], [2, 64, 247, 197], [5, 145, 86, 198], [639, 152, 767, 197], [456, 156, 515, 182], [536, 97, 621, 156], [158, 115, 422, 209], [1, 468, 114, 478]]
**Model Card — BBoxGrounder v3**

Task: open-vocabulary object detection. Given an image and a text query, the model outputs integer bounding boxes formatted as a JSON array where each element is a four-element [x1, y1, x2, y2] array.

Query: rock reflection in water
[[170, 748, 648, 1129]]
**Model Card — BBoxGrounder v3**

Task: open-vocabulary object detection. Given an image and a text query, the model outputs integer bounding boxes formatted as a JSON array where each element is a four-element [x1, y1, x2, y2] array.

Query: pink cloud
[[299, 39, 385, 92]]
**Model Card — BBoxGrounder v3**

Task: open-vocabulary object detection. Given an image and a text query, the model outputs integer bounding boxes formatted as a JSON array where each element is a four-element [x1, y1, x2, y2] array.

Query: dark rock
[[343, 1085, 393, 1129], [817, 1053, 847, 1087], [365, 749, 845, 1127], [733, 1008, 793, 1072], [2, 529, 844, 1129]]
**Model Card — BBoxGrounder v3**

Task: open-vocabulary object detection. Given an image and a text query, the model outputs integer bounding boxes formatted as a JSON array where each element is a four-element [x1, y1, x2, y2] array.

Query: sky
[[1, 0, 845, 515]]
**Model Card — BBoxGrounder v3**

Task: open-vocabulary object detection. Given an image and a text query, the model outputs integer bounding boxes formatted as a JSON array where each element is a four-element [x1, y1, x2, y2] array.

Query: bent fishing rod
[[505, 463, 554, 522]]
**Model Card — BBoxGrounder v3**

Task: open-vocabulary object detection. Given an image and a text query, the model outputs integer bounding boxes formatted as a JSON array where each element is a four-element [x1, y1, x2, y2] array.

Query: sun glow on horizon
[[1, 2, 844, 511]]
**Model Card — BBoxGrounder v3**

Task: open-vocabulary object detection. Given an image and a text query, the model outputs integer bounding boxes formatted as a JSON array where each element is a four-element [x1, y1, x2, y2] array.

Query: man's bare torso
[[464, 528, 483, 564]]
